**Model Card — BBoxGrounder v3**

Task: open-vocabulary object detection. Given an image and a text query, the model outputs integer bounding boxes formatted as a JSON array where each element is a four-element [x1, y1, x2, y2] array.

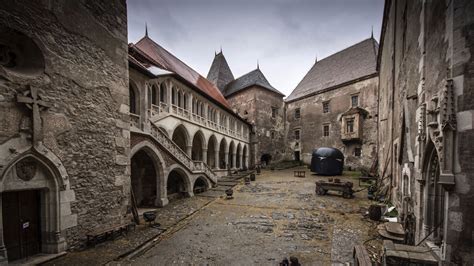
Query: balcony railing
[[130, 113, 140, 128], [147, 105, 249, 141]]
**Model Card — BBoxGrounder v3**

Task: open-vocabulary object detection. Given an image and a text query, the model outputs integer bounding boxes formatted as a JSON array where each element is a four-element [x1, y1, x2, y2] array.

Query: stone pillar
[[239, 154, 243, 170], [202, 148, 208, 164], [224, 152, 229, 169], [167, 83, 172, 112], [232, 152, 237, 169], [186, 145, 192, 158], [215, 149, 220, 169]]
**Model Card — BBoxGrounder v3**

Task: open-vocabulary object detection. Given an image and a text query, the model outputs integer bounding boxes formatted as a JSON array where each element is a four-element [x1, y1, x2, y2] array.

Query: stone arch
[[165, 164, 192, 202], [229, 140, 235, 169], [219, 138, 228, 169], [171, 124, 190, 153], [207, 135, 218, 168], [421, 139, 445, 244], [191, 130, 206, 161], [129, 80, 139, 114], [236, 143, 242, 169], [0, 149, 72, 261], [193, 176, 209, 194], [130, 141, 166, 207]]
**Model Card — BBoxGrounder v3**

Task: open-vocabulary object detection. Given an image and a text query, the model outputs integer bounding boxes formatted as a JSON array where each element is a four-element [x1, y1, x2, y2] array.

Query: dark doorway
[[131, 150, 157, 207], [294, 151, 300, 161], [2, 190, 41, 261], [260, 154, 272, 166]]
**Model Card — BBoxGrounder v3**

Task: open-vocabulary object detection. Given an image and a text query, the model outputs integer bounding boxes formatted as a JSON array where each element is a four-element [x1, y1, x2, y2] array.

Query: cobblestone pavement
[[44, 197, 213, 265], [124, 167, 379, 265]]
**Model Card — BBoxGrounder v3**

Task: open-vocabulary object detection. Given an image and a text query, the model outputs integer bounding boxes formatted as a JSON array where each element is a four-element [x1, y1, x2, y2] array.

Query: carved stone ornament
[[16, 158, 37, 181]]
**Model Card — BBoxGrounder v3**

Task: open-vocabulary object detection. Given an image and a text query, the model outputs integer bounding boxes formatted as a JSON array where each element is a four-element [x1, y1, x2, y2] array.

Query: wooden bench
[[86, 222, 135, 246], [294, 170, 305, 177], [353, 245, 372, 266]]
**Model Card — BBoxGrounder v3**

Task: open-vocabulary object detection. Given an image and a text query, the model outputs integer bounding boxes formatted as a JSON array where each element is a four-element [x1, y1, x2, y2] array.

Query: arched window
[[172, 88, 176, 105], [200, 103, 205, 117], [129, 85, 138, 114], [183, 93, 187, 109], [151, 85, 158, 105], [160, 83, 166, 103], [177, 91, 182, 108]]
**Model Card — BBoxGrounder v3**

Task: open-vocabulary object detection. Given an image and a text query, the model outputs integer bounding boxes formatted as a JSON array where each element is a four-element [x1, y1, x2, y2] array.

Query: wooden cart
[[315, 179, 354, 198]]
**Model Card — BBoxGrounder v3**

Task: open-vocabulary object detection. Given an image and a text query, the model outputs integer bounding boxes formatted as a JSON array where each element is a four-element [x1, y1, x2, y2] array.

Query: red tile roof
[[130, 36, 230, 108]]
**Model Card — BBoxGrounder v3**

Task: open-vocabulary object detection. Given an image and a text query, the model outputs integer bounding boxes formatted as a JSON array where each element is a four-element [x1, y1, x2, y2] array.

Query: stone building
[[127, 34, 252, 207], [285, 38, 379, 169], [0, 0, 129, 261], [377, 0, 474, 263], [207, 52, 286, 166]]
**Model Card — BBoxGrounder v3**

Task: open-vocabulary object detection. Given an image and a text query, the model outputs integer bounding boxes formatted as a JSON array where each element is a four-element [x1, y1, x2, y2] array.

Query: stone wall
[[226, 86, 285, 166], [377, 0, 474, 262], [0, 0, 129, 249], [285, 76, 378, 170]]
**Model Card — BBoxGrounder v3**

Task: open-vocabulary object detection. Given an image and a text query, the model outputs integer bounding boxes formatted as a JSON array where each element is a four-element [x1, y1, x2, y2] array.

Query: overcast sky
[[127, 0, 384, 97]]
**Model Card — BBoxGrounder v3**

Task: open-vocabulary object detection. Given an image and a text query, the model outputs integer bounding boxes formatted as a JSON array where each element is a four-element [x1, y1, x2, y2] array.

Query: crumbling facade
[[285, 38, 379, 169], [377, 0, 474, 263], [0, 0, 129, 260], [207, 53, 285, 166]]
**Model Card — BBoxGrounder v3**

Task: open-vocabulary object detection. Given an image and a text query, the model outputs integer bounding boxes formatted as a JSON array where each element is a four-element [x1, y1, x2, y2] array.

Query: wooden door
[[2, 190, 41, 261]]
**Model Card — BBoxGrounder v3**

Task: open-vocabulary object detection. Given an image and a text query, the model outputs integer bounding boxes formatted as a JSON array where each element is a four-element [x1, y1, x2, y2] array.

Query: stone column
[[186, 145, 192, 158], [167, 83, 172, 112], [239, 154, 243, 170], [202, 148, 208, 164], [215, 148, 220, 169], [224, 152, 229, 169], [232, 152, 237, 169]]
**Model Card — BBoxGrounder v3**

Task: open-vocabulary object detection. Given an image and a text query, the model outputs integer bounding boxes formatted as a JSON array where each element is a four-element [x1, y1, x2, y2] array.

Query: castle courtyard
[[46, 168, 377, 265]]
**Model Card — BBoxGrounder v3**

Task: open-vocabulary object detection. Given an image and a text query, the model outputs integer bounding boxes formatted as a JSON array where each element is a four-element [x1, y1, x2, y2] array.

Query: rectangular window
[[354, 147, 362, 157], [323, 101, 330, 113], [271, 131, 275, 139], [271, 107, 278, 118], [323, 124, 329, 137], [295, 108, 301, 119], [294, 130, 300, 140], [346, 118, 354, 133], [351, 95, 359, 107]]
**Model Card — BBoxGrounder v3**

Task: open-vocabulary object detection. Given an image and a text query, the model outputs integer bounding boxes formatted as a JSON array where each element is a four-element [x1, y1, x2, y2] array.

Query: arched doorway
[[229, 141, 235, 169], [423, 144, 445, 245], [236, 143, 242, 169], [1, 154, 67, 262], [207, 135, 217, 168], [131, 150, 157, 207], [167, 169, 188, 201], [172, 125, 189, 153], [193, 177, 208, 194], [219, 139, 227, 169], [261, 153, 272, 166], [191, 131, 205, 161]]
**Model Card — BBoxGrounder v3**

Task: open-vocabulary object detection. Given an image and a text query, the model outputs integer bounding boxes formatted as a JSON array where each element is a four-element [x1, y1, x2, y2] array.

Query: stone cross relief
[[17, 85, 51, 146]]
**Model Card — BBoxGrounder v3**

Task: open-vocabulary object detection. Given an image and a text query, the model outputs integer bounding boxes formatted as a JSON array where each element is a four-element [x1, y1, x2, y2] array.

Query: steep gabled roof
[[207, 51, 235, 92], [131, 36, 230, 108], [286, 37, 378, 102], [224, 68, 285, 97]]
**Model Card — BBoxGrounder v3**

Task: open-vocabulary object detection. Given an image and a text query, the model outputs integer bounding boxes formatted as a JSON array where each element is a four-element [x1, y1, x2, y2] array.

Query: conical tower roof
[[207, 51, 235, 92]]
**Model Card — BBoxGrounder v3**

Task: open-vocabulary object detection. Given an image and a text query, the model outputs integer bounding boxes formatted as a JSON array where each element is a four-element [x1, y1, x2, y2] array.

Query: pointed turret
[[207, 51, 235, 92]]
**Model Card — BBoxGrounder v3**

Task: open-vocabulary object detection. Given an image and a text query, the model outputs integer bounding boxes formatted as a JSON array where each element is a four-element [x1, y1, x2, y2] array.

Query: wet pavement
[[124, 167, 379, 265]]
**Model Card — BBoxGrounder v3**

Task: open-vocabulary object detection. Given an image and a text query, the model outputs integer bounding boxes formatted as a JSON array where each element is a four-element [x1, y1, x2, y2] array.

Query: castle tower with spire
[[207, 51, 235, 92]]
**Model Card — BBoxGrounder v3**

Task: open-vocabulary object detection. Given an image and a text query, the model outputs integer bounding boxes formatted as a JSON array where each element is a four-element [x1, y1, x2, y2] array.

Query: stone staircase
[[148, 123, 217, 185], [197, 170, 254, 198]]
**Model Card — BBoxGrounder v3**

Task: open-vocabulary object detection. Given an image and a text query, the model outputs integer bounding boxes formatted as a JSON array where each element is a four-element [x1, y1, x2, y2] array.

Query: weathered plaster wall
[[0, 0, 129, 248], [285, 76, 378, 170]]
